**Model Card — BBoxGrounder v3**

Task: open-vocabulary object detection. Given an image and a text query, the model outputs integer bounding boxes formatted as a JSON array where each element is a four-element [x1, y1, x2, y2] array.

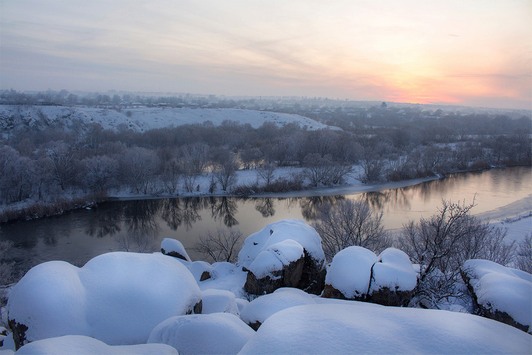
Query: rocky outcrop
[[238, 220, 326, 295], [322, 247, 417, 307], [244, 256, 305, 295], [160, 238, 191, 261], [461, 259, 531, 333]]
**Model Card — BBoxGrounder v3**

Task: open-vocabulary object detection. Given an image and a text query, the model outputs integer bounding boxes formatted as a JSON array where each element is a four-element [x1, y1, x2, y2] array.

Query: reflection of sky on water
[[1, 167, 530, 276]]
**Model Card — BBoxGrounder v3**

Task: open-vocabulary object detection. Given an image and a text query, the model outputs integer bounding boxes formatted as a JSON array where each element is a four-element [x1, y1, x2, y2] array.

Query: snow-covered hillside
[[0, 105, 336, 133]]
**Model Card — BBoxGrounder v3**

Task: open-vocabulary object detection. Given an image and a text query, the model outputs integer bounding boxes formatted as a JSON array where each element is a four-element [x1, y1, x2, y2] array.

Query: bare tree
[[213, 154, 238, 192], [194, 229, 243, 263], [515, 234, 532, 273], [257, 163, 276, 186], [398, 199, 516, 308], [313, 199, 389, 261]]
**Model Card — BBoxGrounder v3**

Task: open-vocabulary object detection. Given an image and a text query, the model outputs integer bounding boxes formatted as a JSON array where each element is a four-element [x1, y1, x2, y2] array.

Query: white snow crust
[[237, 220, 325, 269], [247, 239, 304, 279], [201, 288, 239, 315], [161, 238, 191, 261], [370, 248, 417, 292], [239, 303, 532, 354], [325, 246, 377, 298], [15, 335, 178, 355], [463, 259, 532, 328], [239, 288, 315, 326], [148, 313, 255, 355], [184, 260, 213, 282], [7, 252, 201, 345]]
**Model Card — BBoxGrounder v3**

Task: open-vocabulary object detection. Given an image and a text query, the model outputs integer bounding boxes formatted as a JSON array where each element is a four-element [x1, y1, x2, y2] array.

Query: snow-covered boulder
[[239, 303, 532, 354], [240, 288, 316, 330], [323, 246, 417, 306], [185, 260, 213, 282], [368, 248, 418, 306], [15, 335, 178, 355], [244, 239, 306, 294], [201, 289, 239, 315], [461, 259, 532, 333], [323, 246, 377, 300], [148, 313, 255, 355], [238, 220, 326, 294], [199, 262, 248, 299], [7, 252, 202, 348], [161, 238, 191, 261]]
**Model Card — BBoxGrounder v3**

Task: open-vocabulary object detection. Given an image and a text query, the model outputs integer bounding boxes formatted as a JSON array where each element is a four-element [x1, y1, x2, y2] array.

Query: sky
[[1, 0, 531, 109]]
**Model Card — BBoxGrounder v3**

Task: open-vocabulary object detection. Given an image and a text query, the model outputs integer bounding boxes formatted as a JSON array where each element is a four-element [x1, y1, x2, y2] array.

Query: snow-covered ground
[[0, 105, 337, 132], [2, 218, 531, 354]]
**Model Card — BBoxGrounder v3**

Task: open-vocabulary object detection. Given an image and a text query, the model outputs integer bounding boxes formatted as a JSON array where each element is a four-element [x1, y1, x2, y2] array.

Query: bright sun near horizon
[[1, 0, 531, 109]]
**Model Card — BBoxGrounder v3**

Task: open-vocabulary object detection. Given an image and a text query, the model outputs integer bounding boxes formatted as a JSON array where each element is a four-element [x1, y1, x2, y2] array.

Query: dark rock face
[[8, 318, 28, 350], [297, 252, 326, 295], [161, 248, 189, 262], [244, 257, 305, 295], [199, 271, 212, 281], [367, 287, 414, 307], [244, 249, 326, 295], [461, 269, 530, 333]]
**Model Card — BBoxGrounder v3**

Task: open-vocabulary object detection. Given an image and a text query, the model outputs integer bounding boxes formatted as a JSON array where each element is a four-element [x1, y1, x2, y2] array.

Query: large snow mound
[[325, 246, 377, 298], [15, 335, 178, 355], [238, 220, 325, 268], [462, 259, 532, 328], [240, 288, 315, 327], [239, 303, 532, 354], [370, 248, 417, 292], [7, 252, 201, 345], [148, 313, 255, 355], [0, 105, 334, 132]]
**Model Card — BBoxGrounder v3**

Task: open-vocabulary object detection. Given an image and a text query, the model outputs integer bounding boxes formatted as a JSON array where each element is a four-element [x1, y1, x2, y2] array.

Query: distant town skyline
[[1, 0, 531, 110]]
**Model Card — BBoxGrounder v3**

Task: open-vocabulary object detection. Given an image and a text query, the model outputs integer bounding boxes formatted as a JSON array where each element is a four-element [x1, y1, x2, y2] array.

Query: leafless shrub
[[194, 229, 243, 263], [398, 199, 516, 308], [515, 234, 532, 273], [313, 199, 390, 261]]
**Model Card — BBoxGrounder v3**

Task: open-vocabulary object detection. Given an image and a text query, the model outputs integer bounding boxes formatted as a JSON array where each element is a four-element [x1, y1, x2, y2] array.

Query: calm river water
[[1, 167, 530, 277]]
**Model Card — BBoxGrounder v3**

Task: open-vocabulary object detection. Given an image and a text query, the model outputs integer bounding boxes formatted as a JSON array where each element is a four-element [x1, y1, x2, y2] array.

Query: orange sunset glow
[[1, 0, 531, 109]]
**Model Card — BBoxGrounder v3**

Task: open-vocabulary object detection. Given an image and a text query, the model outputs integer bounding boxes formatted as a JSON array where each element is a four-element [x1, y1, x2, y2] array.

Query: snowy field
[[0, 105, 337, 132]]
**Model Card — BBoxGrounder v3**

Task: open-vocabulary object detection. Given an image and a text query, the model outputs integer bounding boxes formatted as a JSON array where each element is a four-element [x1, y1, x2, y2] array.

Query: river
[[1, 167, 530, 278]]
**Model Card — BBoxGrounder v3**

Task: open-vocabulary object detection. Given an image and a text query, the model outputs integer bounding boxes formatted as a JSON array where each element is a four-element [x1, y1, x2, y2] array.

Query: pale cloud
[[0, 0, 530, 109]]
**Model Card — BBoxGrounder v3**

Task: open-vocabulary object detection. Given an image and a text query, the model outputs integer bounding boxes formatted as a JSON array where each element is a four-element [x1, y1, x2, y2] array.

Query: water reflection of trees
[[119, 199, 161, 252], [298, 196, 345, 221], [255, 198, 275, 217], [210, 197, 239, 227], [86, 211, 121, 238], [161, 198, 202, 231]]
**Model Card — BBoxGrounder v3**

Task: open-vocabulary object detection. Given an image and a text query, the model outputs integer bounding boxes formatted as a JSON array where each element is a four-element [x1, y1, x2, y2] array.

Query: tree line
[[0, 99, 530, 218]]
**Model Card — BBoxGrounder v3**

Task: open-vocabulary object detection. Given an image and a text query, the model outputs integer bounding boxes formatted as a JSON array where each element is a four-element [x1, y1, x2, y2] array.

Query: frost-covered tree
[[313, 199, 389, 261], [515, 234, 532, 273], [398, 200, 515, 308]]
